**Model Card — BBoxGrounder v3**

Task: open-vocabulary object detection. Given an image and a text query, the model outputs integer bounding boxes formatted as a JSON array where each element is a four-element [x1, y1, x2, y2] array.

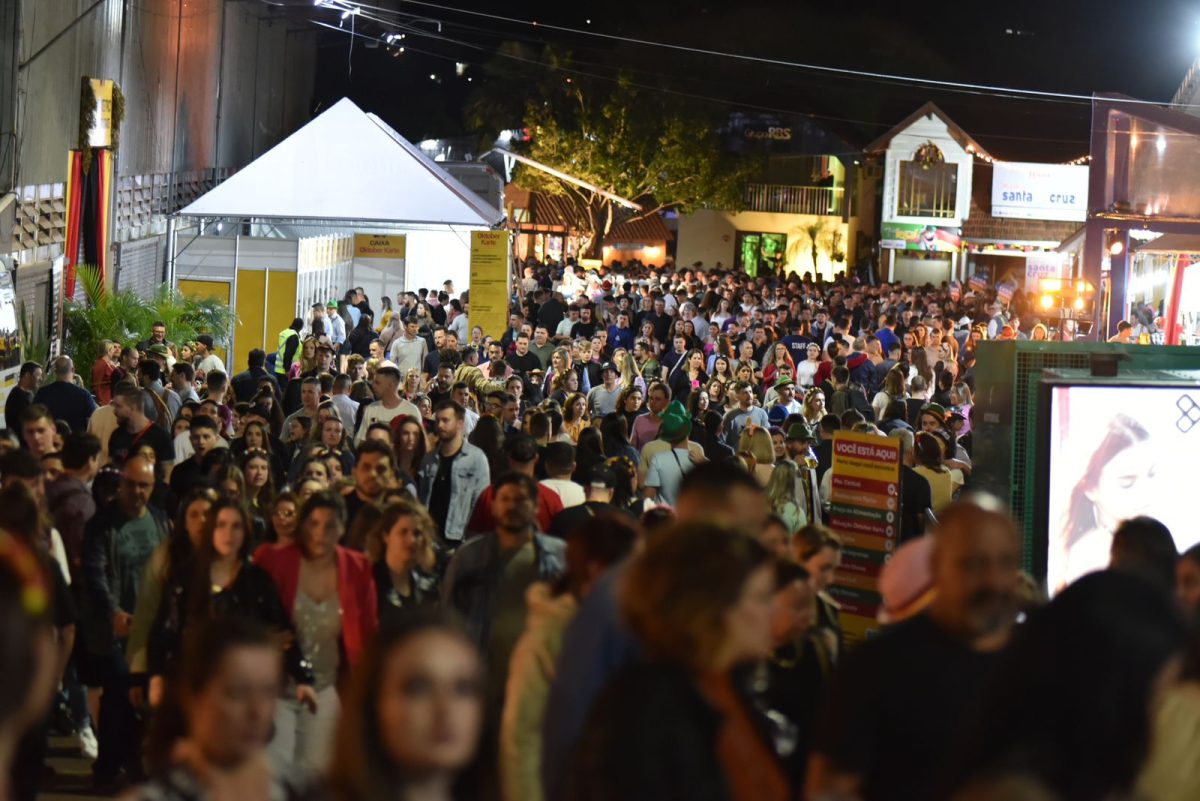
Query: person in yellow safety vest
[[274, 317, 304, 377]]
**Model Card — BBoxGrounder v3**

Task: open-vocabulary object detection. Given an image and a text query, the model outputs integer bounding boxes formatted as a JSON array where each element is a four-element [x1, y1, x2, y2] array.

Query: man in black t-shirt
[[808, 499, 1022, 801], [5, 361, 41, 429], [107, 384, 173, 478], [506, 333, 542, 378], [569, 305, 598, 340]]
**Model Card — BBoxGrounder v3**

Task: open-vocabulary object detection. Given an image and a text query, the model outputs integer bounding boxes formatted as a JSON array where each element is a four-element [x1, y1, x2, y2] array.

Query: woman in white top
[[871, 367, 907, 422], [795, 342, 822, 388]]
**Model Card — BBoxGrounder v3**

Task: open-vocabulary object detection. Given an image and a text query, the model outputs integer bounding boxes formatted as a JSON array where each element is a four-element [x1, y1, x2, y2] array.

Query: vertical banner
[[352, 233, 407, 311], [826, 431, 902, 644], [469, 230, 511, 341]]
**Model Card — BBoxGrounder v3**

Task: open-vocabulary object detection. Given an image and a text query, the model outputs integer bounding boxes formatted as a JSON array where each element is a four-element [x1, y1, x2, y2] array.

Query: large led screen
[[1045, 384, 1200, 594]]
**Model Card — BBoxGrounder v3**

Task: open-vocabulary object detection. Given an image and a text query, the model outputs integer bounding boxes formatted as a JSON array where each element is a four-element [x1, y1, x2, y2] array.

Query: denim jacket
[[417, 441, 490, 542]]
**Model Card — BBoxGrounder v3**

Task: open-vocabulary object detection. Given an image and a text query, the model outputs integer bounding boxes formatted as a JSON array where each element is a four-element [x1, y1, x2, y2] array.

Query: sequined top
[[293, 591, 341, 691]]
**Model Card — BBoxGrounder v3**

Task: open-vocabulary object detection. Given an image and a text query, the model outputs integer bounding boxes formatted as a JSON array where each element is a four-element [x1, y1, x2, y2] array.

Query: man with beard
[[806, 497, 1021, 801]]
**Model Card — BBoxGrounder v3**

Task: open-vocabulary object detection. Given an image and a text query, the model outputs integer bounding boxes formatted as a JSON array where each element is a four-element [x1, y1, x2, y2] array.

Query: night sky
[[306, 0, 1200, 162]]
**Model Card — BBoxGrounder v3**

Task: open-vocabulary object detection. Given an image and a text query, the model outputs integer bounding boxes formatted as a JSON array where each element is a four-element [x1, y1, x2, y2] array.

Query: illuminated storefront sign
[[992, 162, 1088, 222]]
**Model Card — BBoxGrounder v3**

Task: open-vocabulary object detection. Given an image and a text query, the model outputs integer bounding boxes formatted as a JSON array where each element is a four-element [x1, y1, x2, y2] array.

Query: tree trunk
[[582, 201, 614, 260]]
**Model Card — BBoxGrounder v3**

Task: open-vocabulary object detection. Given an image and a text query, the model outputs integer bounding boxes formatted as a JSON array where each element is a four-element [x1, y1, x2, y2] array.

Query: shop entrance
[[736, 231, 787, 277]]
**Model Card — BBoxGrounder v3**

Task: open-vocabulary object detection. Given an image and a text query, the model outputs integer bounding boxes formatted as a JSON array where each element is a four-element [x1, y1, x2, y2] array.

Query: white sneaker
[[79, 725, 98, 760]]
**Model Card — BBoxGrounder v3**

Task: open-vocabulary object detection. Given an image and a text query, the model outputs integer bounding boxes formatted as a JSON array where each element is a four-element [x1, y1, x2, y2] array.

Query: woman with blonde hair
[[738, 424, 777, 485], [802, 387, 827, 426], [92, 339, 120, 405], [562, 392, 590, 442], [612, 347, 646, 393], [402, 368, 423, 400], [765, 458, 806, 532]]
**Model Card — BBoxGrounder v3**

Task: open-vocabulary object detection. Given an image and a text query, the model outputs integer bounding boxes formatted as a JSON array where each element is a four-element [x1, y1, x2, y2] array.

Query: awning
[[178, 98, 502, 227], [1133, 233, 1200, 254]]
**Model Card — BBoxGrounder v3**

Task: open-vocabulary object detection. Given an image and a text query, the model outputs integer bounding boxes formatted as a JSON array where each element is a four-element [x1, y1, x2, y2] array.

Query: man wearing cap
[[643, 401, 695, 507], [585, 362, 622, 418], [768, 377, 803, 426], [785, 422, 823, 528], [325, 300, 347, 347], [917, 403, 947, 435], [194, 335, 223, 377]]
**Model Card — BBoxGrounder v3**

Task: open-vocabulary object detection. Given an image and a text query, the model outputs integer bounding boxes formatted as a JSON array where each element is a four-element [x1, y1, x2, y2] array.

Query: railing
[[742, 183, 844, 216]]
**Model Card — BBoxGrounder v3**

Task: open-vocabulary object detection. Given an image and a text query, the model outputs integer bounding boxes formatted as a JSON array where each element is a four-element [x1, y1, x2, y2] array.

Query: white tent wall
[[403, 226, 475, 297]]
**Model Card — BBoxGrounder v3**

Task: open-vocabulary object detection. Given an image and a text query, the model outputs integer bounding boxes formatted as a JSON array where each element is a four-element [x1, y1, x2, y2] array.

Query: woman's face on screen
[[1086, 439, 1158, 530]]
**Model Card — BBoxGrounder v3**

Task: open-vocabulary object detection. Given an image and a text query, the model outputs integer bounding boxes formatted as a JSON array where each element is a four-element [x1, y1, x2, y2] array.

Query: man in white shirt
[[194, 334, 224, 377], [586, 362, 622, 418], [389, 318, 429, 377], [355, 365, 422, 444], [540, 442, 585, 508]]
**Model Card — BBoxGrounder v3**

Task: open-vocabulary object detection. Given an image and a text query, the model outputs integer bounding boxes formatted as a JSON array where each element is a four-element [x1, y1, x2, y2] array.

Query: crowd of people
[[0, 258, 1196, 801]]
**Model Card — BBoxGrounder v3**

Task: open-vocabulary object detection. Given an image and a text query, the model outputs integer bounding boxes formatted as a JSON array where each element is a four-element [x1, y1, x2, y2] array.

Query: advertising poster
[[352, 233, 407, 305], [991, 162, 1088, 222], [880, 222, 961, 252], [1045, 384, 1200, 595], [826, 431, 902, 644], [469, 230, 511, 341]]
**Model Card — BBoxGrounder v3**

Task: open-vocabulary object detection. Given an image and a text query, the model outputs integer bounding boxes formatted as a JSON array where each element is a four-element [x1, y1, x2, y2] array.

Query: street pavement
[[41, 737, 105, 801]]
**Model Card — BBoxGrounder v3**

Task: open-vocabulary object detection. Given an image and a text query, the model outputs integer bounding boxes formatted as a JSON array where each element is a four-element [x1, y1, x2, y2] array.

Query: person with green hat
[[918, 403, 947, 434], [768, 377, 803, 426], [784, 422, 822, 526], [643, 401, 696, 507], [325, 299, 347, 348]]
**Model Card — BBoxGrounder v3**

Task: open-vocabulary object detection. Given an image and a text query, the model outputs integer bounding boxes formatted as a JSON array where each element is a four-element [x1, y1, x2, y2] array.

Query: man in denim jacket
[[418, 399, 491, 544]]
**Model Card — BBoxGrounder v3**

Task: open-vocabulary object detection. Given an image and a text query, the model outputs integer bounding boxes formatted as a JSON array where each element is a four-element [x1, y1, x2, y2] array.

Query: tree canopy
[[468, 47, 752, 258]]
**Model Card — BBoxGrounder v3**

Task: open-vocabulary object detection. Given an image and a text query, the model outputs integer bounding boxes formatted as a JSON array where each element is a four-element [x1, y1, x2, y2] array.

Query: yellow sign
[[469, 230, 511, 341], [88, 79, 114, 148], [354, 234, 407, 259]]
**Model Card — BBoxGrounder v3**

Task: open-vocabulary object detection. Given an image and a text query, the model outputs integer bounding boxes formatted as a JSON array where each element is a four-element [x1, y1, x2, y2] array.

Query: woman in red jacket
[[256, 490, 378, 772]]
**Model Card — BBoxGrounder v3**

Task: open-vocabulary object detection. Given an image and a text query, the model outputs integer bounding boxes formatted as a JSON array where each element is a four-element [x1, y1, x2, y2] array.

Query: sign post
[[469, 230, 511, 341], [826, 431, 902, 644]]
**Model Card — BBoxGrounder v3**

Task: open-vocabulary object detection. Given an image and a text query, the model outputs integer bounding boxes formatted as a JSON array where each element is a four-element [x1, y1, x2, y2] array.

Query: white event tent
[[170, 97, 503, 370]]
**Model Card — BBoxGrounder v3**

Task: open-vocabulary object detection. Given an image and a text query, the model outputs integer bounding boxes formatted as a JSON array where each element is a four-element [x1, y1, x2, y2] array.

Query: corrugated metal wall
[[4, 0, 317, 295]]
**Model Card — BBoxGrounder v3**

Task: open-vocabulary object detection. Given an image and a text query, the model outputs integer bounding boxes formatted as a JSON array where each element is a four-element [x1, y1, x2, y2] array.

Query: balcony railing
[[743, 183, 844, 216]]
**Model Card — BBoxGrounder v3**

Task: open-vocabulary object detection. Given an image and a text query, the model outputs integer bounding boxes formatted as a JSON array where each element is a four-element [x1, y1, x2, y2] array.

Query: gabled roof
[[179, 98, 502, 227], [865, 101, 992, 160]]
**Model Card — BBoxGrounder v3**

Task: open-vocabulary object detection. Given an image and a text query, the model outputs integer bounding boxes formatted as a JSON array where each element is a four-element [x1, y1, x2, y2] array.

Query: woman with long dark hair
[[390, 415, 428, 483], [348, 314, 376, 359], [668, 349, 709, 406], [616, 386, 644, 435], [571, 427, 606, 484], [468, 416, 507, 480], [599, 413, 639, 463], [127, 489, 217, 705], [1057, 414, 1154, 592], [326, 612, 484, 801], [146, 499, 315, 710]]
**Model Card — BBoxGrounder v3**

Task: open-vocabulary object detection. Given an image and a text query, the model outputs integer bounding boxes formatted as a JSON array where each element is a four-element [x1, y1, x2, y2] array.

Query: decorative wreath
[[913, 141, 945, 170]]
